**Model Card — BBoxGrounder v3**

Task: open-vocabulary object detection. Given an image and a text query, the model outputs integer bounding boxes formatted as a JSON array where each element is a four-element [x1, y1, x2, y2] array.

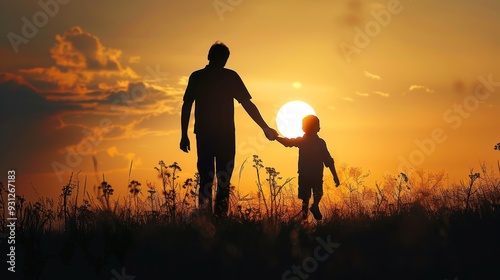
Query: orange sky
[[1, 0, 499, 202]]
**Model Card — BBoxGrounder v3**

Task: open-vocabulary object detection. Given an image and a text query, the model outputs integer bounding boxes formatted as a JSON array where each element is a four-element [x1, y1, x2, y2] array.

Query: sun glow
[[276, 100, 316, 138]]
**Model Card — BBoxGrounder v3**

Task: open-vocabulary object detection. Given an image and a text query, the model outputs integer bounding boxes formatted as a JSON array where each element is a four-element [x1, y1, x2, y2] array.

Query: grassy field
[[1, 157, 500, 279]]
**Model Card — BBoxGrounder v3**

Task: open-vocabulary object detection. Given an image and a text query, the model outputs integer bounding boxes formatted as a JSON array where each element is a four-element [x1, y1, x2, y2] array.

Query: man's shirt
[[183, 65, 252, 136]]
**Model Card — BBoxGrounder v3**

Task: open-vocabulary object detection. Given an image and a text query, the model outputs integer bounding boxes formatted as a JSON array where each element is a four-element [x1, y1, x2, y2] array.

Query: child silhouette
[[276, 115, 340, 220]]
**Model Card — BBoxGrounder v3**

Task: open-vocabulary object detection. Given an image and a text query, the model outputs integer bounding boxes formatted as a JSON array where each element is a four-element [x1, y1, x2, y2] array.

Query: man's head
[[208, 41, 230, 67], [302, 115, 320, 135]]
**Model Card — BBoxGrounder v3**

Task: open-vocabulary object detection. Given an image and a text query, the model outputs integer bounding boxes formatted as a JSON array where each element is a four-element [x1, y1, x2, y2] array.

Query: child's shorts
[[298, 176, 323, 200]]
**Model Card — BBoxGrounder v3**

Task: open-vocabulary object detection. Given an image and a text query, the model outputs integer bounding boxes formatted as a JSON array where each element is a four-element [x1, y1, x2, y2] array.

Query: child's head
[[302, 115, 320, 134]]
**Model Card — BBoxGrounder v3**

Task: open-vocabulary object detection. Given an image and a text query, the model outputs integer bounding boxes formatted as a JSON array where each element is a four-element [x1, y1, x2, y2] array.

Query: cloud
[[0, 72, 77, 118], [106, 146, 136, 162], [364, 71, 381, 80], [128, 56, 141, 64], [90, 146, 144, 175], [342, 97, 354, 102], [51, 26, 120, 71], [409, 85, 434, 93], [0, 74, 86, 174], [373, 91, 390, 97], [0, 27, 183, 180], [20, 26, 138, 94], [178, 76, 188, 86], [355, 91, 370, 97], [354, 90, 389, 98]]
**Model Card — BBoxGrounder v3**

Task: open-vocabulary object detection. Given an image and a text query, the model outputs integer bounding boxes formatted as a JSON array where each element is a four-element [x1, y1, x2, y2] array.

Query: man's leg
[[196, 135, 215, 214], [213, 135, 235, 219]]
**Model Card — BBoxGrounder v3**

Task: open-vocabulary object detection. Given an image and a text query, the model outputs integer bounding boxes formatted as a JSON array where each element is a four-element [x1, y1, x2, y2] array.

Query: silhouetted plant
[[339, 164, 371, 217], [179, 175, 200, 221], [128, 180, 142, 218], [168, 162, 181, 222], [146, 181, 158, 218], [60, 172, 79, 230], [412, 169, 445, 212], [98, 177, 114, 211], [77, 198, 92, 232], [463, 171, 481, 211], [265, 166, 294, 223], [252, 155, 269, 216], [154, 161, 184, 223], [21, 196, 54, 234], [373, 181, 388, 216], [394, 172, 411, 213]]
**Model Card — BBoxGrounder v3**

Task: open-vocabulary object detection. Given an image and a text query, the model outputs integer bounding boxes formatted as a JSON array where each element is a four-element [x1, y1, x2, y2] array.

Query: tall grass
[[1, 157, 500, 279], [0, 159, 499, 234]]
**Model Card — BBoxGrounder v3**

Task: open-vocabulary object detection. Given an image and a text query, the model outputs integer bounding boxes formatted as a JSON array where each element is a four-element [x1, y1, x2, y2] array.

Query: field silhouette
[[1, 156, 499, 279]]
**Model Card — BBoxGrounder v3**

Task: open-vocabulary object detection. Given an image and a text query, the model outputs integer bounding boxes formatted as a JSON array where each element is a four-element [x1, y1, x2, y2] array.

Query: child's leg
[[312, 184, 324, 207], [301, 198, 309, 219], [310, 184, 324, 220], [298, 176, 312, 219], [312, 191, 322, 207]]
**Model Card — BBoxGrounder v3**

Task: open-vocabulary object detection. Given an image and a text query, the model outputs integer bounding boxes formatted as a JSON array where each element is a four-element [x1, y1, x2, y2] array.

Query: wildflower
[[61, 183, 73, 197], [100, 181, 114, 196], [182, 178, 193, 189], [252, 155, 264, 168], [128, 180, 142, 196], [147, 182, 157, 195], [400, 172, 409, 183], [469, 173, 480, 180], [169, 162, 182, 172]]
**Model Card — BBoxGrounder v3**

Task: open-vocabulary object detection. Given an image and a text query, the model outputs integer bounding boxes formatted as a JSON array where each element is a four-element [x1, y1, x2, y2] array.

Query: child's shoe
[[310, 205, 323, 220]]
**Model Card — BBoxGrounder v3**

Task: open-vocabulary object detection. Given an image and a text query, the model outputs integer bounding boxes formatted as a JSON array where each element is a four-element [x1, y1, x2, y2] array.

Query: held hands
[[180, 136, 190, 153], [263, 127, 278, 141]]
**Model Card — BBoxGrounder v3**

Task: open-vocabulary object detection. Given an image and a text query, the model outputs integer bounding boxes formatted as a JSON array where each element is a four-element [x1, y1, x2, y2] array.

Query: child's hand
[[263, 127, 278, 141]]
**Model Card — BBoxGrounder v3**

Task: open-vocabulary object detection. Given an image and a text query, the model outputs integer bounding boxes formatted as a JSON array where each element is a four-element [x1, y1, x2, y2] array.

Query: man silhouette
[[180, 41, 277, 220]]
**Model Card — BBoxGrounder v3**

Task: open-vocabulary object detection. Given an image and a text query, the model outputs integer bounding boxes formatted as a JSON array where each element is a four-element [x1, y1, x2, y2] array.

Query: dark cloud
[[0, 73, 77, 118], [0, 73, 85, 174]]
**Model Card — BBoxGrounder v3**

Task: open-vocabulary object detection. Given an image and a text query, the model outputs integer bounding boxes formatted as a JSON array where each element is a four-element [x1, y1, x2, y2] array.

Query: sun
[[276, 101, 316, 138]]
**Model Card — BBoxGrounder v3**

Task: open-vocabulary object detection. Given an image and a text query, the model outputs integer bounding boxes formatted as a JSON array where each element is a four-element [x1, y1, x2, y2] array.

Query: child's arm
[[325, 158, 340, 187], [275, 136, 297, 148]]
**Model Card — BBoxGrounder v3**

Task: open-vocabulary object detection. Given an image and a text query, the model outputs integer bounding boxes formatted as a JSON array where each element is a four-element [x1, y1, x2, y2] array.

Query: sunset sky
[[1, 0, 499, 201]]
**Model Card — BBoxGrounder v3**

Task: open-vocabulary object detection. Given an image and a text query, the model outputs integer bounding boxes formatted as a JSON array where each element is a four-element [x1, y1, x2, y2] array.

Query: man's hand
[[263, 127, 278, 141], [180, 136, 190, 153], [334, 177, 340, 188]]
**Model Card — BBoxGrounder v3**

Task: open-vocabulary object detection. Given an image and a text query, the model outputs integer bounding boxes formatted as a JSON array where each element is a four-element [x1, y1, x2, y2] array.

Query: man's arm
[[240, 99, 278, 140], [180, 100, 193, 152]]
